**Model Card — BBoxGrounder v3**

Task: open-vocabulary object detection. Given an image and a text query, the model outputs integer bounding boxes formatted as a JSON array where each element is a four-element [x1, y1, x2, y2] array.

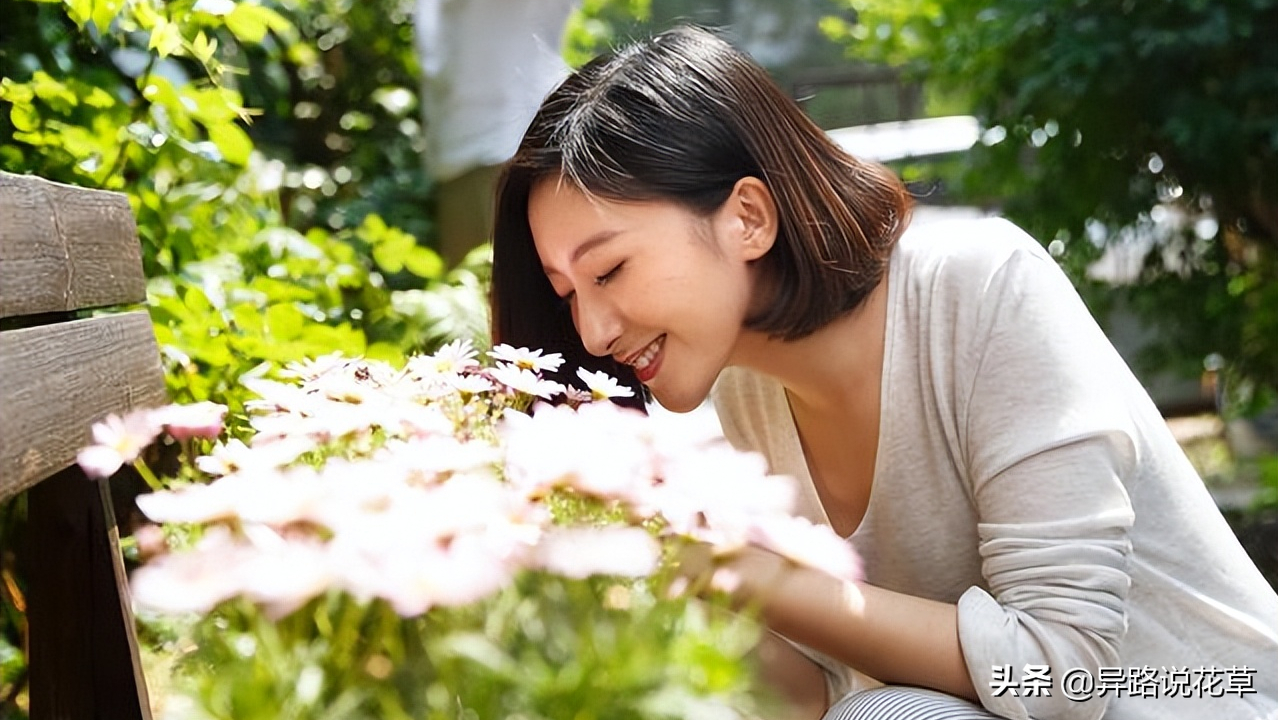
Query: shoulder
[[894, 216, 1055, 289], [891, 216, 1076, 334]]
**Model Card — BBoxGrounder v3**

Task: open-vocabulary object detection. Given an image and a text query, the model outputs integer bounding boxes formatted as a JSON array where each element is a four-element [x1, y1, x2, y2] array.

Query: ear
[[722, 176, 777, 262]]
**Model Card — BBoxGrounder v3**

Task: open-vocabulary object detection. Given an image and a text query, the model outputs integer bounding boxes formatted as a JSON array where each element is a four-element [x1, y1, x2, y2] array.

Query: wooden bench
[[0, 170, 164, 719]]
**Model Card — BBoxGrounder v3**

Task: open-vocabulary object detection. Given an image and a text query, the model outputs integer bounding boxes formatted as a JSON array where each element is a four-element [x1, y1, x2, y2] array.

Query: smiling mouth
[[626, 335, 665, 382]]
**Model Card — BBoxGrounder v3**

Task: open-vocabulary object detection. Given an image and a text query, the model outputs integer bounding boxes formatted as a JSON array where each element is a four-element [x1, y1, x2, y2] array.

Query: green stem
[[179, 436, 193, 471], [133, 457, 164, 491]]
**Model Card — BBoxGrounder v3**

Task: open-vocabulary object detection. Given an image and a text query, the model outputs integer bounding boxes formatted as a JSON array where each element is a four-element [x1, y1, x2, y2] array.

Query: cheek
[[710, 262, 755, 316], [677, 269, 752, 341]]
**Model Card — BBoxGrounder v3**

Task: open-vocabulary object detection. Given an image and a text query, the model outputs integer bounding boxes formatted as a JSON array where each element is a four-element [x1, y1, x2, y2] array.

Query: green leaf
[[149, 19, 184, 58], [207, 121, 252, 165], [82, 86, 116, 109], [0, 78, 35, 105], [192, 31, 219, 63], [230, 303, 265, 334], [434, 633, 519, 677], [247, 276, 315, 303], [224, 3, 269, 43], [365, 341, 405, 364], [188, 337, 235, 367], [183, 285, 213, 314], [256, 4, 294, 35], [0, 637, 24, 685], [63, 0, 92, 27], [130, 0, 161, 29], [139, 75, 182, 115], [10, 103, 39, 132], [31, 72, 78, 113], [371, 242, 404, 274], [188, 86, 244, 125], [361, 213, 389, 238], [266, 303, 306, 340], [90, 0, 126, 32], [403, 247, 444, 279], [48, 120, 106, 162]]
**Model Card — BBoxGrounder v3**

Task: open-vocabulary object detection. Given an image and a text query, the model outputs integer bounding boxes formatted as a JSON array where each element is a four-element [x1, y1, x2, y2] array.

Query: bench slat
[[0, 171, 147, 319], [0, 312, 167, 502]]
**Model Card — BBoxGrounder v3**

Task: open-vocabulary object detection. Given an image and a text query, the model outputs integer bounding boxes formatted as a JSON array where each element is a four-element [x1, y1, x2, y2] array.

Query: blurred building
[[415, 0, 579, 266], [650, 0, 920, 128]]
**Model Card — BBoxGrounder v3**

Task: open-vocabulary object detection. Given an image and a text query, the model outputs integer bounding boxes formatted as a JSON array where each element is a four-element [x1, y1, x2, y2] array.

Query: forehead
[[528, 177, 604, 228], [527, 177, 710, 271], [527, 177, 700, 235], [528, 178, 642, 255], [528, 178, 605, 262]]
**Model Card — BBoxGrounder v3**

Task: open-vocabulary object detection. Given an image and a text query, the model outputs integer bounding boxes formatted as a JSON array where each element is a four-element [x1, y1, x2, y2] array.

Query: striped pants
[[822, 687, 1005, 720]]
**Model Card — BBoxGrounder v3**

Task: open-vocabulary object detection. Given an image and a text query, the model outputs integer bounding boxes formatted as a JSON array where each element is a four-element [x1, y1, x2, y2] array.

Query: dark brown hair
[[490, 25, 911, 409]]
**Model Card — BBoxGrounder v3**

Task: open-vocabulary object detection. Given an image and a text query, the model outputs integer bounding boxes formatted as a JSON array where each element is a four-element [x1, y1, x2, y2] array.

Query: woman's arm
[[733, 238, 1140, 720], [727, 545, 978, 702], [753, 630, 832, 720]]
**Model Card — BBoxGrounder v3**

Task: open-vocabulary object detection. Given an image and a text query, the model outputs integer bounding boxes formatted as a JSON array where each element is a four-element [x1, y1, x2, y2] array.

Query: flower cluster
[[84, 340, 859, 621], [77, 401, 227, 479]]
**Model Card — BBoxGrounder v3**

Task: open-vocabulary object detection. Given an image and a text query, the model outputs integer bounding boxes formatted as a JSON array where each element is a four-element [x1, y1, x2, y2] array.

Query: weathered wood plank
[[96, 474, 154, 719], [25, 464, 152, 720], [0, 312, 167, 502], [0, 171, 146, 319]]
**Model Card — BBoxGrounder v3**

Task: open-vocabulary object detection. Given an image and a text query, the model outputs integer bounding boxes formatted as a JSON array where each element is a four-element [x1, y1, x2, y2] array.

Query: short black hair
[[491, 25, 911, 410]]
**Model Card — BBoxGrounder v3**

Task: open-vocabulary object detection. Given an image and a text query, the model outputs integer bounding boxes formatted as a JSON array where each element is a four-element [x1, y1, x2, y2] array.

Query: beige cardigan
[[712, 218, 1278, 720]]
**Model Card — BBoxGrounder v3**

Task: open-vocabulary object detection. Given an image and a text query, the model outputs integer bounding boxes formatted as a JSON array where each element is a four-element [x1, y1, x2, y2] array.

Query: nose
[[574, 295, 622, 358]]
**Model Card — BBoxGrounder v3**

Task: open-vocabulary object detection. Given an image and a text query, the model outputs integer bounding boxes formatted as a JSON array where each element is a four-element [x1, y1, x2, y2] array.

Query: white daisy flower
[[490, 364, 565, 400], [433, 338, 481, 371], [446, 373, 496, 395], [575, 368, 636, 401], [76, 410, 163, 479], [535, 526, 660, 579], [746, 516, 862, 582], [150, 401, 227, 441], [488, 344, 565, 373], [407, 338, 481, 378]]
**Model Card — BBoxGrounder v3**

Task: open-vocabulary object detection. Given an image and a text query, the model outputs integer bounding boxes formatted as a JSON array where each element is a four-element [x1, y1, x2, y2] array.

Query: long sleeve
[[955, 240, 1140, 720], [714, 217, 1278, 720]]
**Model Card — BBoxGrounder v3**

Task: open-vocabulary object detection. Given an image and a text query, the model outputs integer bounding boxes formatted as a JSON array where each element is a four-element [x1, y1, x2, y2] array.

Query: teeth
[[631, 337, 662, 371]]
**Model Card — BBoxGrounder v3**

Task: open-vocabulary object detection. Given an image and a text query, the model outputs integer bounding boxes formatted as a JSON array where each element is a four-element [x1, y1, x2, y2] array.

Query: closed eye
[[595, 262, 623, 287], [553, 261, 622, 306]]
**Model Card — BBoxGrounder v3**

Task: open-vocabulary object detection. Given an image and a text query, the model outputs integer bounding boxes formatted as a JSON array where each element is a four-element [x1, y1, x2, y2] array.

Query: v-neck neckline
[[775, 257, 898, 541]]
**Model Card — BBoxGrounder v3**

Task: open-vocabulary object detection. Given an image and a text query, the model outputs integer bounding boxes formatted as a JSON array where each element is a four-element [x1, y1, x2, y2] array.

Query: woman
[[489, 25, 1278, 720]]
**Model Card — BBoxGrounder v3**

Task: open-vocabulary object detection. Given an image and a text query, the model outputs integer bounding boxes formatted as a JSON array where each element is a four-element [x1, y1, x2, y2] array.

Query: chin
[[650, 386, 711, 414]]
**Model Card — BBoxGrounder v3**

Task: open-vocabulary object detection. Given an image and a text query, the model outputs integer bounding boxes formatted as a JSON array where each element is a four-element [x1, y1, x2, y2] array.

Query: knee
[[822, 686, 1001, 720]]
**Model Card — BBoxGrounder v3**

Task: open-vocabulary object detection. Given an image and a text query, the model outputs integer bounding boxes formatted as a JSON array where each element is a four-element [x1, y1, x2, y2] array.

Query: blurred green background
[[1, 0, 1276, 714]]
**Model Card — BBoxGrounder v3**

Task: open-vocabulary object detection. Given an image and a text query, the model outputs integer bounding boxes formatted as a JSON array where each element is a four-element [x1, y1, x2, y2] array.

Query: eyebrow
[[543, 230, 622, 275]]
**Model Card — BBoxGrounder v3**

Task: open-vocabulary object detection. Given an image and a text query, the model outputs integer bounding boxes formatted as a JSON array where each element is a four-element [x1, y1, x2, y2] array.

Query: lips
[[622, 335, 665, 384]]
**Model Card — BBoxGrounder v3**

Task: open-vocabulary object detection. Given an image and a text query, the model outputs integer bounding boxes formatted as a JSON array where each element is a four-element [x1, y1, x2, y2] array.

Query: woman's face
[[528, 177, 774, 413]]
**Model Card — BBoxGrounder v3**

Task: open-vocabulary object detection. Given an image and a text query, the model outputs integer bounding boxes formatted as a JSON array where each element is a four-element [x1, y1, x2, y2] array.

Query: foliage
[[174, 583, 758, 720], [0, 0, 467, 404], [0, 497, 25, 718], [0, 0, 473, 711], [227, 0, 431, 242], [78, 346, 860, 719], [824, 0, 1278, 398], [148, 219, 491, 423], [563, 0, 654, 68]]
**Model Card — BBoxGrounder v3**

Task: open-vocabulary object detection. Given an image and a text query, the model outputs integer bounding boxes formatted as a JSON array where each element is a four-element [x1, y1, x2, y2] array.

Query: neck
[[729, 276, 889, 415]]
